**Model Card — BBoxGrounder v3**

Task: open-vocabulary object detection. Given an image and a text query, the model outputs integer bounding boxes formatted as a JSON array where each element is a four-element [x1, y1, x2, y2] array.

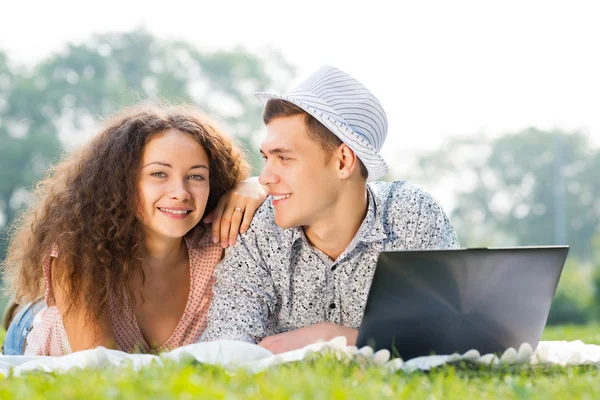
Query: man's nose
[[259, 161, 279, 186]]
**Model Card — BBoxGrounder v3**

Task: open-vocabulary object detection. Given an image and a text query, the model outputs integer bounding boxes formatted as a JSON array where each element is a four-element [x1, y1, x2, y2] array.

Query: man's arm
[[258, 322, 358, 354], [202, 219, 276, 344]]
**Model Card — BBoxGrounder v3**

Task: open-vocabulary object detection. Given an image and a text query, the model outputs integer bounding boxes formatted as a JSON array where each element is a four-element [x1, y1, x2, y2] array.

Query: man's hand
[[204, 176, 268, 248], [258, 322, 358, 354]]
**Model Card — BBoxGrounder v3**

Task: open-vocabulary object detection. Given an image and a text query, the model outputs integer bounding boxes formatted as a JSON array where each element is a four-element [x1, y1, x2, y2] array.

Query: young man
[[202, 66, 459, 353]]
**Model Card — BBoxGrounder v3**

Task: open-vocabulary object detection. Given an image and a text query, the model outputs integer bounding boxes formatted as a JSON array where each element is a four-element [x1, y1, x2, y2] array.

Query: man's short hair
[[263, 99, 368, 179]]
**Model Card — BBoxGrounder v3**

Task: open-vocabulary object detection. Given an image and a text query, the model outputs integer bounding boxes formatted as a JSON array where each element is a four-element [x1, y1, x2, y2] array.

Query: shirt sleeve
[[201, 218, 277, 344], [388, 181, 460, 250]]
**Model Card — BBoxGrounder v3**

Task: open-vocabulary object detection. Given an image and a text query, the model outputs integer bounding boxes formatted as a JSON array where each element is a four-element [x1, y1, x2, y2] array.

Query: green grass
[[0, 325, 599, 399], [541, 324, 600, 343]]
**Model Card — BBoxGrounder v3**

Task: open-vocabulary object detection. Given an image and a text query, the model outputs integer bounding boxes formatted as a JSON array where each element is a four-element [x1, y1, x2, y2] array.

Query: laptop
[[356, 246, 569, 360]]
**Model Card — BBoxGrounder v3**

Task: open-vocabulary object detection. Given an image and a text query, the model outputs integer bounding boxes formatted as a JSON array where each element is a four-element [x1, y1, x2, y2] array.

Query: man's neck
[[303, 183, 369, 261]]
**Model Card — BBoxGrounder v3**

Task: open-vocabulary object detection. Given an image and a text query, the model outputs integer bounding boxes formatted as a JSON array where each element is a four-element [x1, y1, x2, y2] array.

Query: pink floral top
[[24, 228, 222, 356]]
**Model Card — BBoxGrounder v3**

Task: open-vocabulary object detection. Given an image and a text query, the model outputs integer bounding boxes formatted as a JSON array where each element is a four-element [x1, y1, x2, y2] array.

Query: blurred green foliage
[[411, 129, 600, 324], [413, 129, 600, 261]]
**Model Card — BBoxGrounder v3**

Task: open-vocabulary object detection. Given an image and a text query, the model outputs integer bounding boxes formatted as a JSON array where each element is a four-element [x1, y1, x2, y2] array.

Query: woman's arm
[[204, 176, 268, 248], [51, 259, 115, 352]]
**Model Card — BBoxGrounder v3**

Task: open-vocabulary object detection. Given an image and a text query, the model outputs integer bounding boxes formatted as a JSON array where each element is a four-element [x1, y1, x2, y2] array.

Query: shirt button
[[329, 303, 336, 309]]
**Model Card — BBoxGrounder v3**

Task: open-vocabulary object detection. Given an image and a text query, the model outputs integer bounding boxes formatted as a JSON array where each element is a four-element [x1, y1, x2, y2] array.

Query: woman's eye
[[151, 172, 166, 178], [189, 175, 206, 181]]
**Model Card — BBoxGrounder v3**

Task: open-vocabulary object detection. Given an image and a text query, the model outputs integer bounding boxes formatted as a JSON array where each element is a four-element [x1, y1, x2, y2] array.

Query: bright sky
[[1, 0, 599, 201]]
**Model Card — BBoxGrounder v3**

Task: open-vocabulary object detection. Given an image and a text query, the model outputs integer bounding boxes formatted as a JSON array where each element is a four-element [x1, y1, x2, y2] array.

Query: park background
[[2, 1, 600, 398], [2, 0, 599, 325], [0, 0, 600, 334]]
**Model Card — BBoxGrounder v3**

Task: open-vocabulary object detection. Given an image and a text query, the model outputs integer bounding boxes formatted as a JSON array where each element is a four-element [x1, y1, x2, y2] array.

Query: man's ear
[[335, 144, 359, 179]]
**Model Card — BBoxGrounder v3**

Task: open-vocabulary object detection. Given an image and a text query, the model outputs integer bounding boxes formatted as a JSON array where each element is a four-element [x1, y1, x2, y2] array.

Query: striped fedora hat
[[255, 65, 388, 180]]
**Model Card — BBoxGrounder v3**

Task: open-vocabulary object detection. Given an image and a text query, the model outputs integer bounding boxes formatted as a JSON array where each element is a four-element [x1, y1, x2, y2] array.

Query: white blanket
[[2, 338, 600, 377]]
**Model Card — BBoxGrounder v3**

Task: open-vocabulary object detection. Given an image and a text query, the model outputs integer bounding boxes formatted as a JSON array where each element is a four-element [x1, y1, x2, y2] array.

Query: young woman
[[2, 104, 266, 356]]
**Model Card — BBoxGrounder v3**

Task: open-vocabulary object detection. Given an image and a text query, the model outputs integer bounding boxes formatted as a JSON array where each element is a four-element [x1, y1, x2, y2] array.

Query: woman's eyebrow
[[142, 161, 208, 170], [143, 161, 172, 168], [189, 164, 209, 170]]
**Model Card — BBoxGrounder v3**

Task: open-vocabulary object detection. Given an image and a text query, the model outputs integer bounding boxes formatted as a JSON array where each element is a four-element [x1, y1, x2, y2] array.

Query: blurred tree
[[547, 259, 593, 325], [0, 51, 65, 262], [412, 128, 600, 261], [589, 230, 600, 319], [0, 30, 296, 262], [22, 29, 294, 165]]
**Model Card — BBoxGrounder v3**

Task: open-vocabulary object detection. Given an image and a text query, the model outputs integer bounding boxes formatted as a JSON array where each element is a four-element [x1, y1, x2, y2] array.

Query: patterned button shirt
[[202, 180, 460, 343]]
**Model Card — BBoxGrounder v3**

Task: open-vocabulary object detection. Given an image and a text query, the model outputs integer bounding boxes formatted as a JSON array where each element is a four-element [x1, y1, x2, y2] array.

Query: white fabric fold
[[2, 338, 600, 377]]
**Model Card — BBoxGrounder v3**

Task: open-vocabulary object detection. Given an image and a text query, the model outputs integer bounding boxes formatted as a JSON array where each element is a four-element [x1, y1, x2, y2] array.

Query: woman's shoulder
[[184, 225, 210, 248], [184, 225, 223, 264]]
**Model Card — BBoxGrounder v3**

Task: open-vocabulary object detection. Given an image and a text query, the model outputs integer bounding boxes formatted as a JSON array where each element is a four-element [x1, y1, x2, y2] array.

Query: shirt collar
[[356, 183, 387, 243], [290, 225, 305, 246]]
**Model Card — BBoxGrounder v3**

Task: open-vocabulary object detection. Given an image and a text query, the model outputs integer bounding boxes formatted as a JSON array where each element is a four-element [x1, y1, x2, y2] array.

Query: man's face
[[259, 114, 341, 229]]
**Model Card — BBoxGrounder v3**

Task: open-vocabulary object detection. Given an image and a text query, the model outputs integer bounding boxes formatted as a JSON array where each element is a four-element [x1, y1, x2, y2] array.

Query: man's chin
[[274, 215, 296, 229]]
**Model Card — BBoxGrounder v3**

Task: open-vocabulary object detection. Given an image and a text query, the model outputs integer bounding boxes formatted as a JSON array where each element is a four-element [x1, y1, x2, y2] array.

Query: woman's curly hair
[[2, 103, 250, 323]]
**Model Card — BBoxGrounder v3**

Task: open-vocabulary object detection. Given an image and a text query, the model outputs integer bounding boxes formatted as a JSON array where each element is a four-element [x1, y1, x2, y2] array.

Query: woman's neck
[[141, 233, 188, 272]]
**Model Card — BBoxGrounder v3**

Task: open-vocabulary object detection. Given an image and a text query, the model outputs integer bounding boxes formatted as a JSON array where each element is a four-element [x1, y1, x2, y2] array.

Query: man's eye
[[279, 156, 288, 161], [151, 172, 166, 178]]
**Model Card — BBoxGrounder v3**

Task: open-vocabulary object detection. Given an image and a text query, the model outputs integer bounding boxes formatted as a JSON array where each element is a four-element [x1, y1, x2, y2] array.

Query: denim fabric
[[2, 299, 47, 355]]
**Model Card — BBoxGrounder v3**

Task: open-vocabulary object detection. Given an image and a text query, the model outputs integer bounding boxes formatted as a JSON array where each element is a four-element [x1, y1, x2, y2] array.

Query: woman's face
[[136, 129, 210, 241]]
